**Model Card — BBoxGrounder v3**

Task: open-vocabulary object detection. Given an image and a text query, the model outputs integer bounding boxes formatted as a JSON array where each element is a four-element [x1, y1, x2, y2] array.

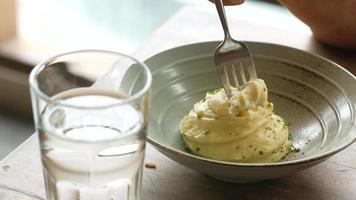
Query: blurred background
[[0, 0, 307, 159]]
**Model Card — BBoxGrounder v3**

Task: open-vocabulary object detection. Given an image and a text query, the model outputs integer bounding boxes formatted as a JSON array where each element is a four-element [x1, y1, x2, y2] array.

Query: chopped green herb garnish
[[283, 122, 289, 129], [288, 134, 293, 141], [281, 154, 287, 160], [196, 148, 200, 152], [259, 151, 264, 155], [291, 145, 300, 153], [207, 88, 220, 95], [185, 146, 192, 153]]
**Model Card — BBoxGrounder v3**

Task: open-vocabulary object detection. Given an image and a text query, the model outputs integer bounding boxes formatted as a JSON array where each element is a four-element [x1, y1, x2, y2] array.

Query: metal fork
[[214, 0, 257, 98]]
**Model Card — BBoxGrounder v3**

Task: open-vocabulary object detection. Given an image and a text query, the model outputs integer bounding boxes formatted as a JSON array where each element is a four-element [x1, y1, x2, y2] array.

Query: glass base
[[0, 186, 44, 200]]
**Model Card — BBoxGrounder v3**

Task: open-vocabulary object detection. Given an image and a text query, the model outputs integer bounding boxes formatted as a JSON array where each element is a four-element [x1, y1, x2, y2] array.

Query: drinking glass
[[29, 50, 152, 200]]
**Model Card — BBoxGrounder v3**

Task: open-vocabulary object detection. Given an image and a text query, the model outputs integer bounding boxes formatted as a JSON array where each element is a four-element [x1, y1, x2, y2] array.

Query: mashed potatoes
[[179, 79, 291, 163]]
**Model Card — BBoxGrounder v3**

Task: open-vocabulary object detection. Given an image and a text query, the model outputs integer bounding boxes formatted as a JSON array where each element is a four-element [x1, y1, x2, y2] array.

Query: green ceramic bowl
[[144, 41, 356, 183]]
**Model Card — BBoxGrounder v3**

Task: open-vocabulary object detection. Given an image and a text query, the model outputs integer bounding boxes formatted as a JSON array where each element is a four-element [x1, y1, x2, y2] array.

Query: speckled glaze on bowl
[[143, 41, 356, 183]]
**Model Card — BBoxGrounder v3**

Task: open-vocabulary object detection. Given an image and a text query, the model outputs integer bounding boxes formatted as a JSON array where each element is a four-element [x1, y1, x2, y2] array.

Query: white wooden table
[[1, 5, 356, 200]]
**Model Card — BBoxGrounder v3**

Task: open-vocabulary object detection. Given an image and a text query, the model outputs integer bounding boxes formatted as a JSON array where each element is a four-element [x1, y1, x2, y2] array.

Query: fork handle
[[214, 0, 232, 40]]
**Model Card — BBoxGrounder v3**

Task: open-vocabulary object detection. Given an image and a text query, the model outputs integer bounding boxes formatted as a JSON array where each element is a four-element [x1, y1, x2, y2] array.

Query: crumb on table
[[145, 162, 157, 169]]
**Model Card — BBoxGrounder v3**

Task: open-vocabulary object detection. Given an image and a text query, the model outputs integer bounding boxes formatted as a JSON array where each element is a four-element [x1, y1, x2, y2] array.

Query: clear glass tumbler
[[29, 50, 152, 200]]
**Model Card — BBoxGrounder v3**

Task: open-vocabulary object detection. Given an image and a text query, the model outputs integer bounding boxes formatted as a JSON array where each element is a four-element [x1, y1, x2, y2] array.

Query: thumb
[[209, 0, 245, 5], [223, 0, 245, 5]]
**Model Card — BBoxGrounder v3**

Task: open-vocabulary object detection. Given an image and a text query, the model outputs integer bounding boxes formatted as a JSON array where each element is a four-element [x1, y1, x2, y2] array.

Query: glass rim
[[29, 49, 152, 109]]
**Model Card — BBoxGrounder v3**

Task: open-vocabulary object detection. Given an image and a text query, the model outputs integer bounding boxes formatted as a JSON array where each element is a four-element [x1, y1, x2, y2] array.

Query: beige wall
[[0, 0, 16, 41]]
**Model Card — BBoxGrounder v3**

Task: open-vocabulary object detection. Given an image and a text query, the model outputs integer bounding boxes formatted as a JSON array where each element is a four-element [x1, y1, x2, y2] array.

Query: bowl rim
[[145, 41, 356, 167]]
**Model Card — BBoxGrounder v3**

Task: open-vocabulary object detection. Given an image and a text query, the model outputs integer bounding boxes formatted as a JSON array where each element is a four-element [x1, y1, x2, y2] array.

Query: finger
[[209, 0, 245, 5], [223, 0, 245, 5]]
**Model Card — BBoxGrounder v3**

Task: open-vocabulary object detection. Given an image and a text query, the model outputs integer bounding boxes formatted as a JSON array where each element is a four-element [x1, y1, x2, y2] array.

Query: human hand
[[277, 0, 356, 49], [209, 0, 245, 6]]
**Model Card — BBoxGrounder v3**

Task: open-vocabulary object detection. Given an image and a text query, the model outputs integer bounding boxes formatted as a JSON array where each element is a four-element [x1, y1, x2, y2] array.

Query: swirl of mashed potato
[[179, 79, 291, 163]]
